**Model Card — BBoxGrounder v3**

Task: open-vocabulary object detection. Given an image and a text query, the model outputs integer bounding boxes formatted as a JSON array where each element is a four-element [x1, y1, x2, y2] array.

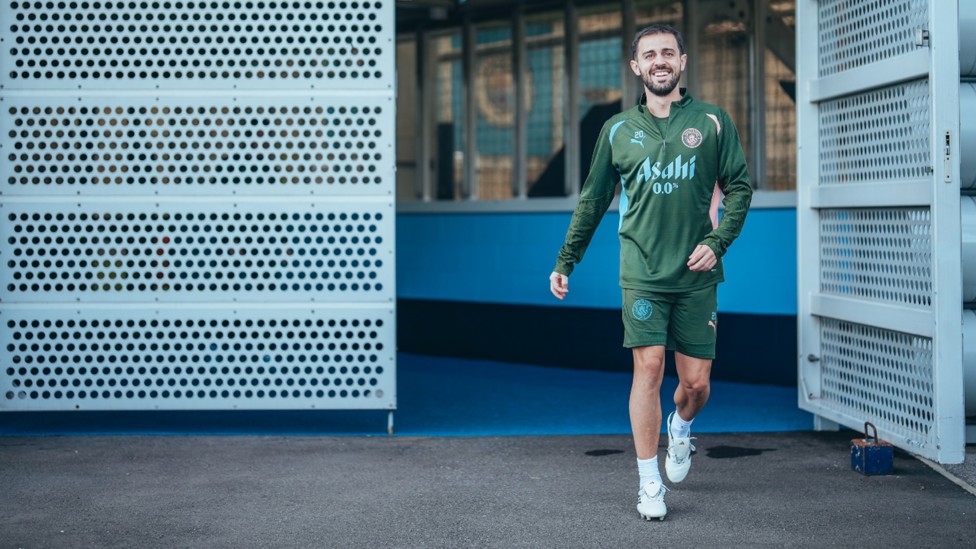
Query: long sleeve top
[[553, 93, 753, 291]]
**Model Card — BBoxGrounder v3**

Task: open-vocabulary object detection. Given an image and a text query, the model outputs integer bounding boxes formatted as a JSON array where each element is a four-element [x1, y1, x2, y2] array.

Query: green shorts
[[621, 285, 718, 359]]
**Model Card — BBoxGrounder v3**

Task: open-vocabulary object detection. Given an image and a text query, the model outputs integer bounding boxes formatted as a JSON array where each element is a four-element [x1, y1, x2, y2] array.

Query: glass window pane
[[765, 0, 796, 190], [434, 32, 463, 200], [526, 12, 566, 197], [579, 8, 622, 118], [576, 6, 623, 192], [765, 49, 796, 190], [395, 38, 418, 201], [474, 22, 515, 200], [697, 15, 752, 173]]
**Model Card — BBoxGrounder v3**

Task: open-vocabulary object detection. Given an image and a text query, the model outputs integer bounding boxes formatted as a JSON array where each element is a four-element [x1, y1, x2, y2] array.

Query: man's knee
[[632, 346, 666, 378], [679, 376, 710, 397], [675, 354, 712, 397]]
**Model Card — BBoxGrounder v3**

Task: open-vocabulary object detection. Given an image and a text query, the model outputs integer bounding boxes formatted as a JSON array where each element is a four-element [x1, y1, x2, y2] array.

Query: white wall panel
[[819, 208, 932, 309], [0, 0, 394, 91], [1, 93, 396, 197], [0, 304, 395, 411], [818, 81, 930, 186], [1, 198, 394, 303], [819, 317, 935, 446], [0, 0, 397, 421], [817, 0, 927, 78]]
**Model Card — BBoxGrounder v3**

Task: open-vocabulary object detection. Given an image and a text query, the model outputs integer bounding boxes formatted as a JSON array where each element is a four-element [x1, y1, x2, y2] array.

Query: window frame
[[395, 0, 797, 210]]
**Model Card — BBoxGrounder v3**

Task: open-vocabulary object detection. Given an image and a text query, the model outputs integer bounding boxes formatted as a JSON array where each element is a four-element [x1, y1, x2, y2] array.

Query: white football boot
[[665, 412, 696, 483], [637, 480, 669, 521]]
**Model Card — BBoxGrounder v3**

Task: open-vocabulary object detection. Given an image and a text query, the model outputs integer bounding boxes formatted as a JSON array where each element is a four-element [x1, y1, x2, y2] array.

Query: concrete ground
[[2, 431, 973, 548]]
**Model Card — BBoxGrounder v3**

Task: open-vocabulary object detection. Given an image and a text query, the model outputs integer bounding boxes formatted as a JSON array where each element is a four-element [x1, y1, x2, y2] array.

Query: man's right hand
[[549, 271, 569, 300]]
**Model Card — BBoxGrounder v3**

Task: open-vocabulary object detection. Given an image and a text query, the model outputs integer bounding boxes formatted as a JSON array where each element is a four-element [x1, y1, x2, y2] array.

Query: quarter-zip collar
[[636, 89, 693, 147], [636, 88, 693, 116]]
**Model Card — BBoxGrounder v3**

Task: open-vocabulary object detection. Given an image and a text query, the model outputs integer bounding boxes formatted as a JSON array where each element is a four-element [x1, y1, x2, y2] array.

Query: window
[[473, 22, 516, 199], [395, 37, 418, 202], [435, 31, 465, 199], [395, 0, 797, 203], [525, 11, 567, 197]]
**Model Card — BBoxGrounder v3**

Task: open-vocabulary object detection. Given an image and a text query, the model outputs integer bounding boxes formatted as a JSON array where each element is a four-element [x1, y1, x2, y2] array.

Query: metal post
[[462, 15, 478, 199], [928, 0, 965, 461], [564, 0, 580, 196], [621, 0, 637, 109], [684, 0, 700, 95], [795, 0, 823, 425], [416, 28, 433, 201], [514, 7, 528, 199], [750, 0, 767, 190]]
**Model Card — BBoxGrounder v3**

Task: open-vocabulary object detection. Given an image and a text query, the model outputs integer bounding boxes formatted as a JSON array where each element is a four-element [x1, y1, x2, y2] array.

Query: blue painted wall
[[396, 207, 797, 316]]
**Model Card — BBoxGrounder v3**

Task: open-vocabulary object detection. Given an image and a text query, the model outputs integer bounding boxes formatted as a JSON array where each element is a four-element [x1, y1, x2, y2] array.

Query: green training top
[[553, 92, 753, 292]]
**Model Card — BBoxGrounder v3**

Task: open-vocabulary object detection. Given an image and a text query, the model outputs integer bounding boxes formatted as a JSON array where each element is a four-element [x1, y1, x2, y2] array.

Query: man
[[548, 24, 752, 521]]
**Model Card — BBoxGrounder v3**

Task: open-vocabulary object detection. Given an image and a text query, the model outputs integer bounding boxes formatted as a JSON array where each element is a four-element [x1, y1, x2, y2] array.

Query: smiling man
[[548, 24, 752, 521]]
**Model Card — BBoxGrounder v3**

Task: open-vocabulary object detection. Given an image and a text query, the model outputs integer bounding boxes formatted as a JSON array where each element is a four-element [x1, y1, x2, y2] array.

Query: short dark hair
[[631, 24, 686, 59]]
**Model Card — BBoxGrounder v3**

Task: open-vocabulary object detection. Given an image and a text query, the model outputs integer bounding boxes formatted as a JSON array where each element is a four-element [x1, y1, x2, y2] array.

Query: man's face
[[630, 33, 687, 97]]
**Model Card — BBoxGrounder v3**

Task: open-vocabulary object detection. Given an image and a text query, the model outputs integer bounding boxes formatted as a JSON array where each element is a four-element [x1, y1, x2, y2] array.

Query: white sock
[[637, 456, 661, 491], [671, 411, 694, 438]]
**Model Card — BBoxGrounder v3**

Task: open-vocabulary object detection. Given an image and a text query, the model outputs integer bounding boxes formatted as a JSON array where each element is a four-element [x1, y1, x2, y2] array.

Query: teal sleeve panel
[[701, 110, 752, 258], [553, 123, 617, 276]]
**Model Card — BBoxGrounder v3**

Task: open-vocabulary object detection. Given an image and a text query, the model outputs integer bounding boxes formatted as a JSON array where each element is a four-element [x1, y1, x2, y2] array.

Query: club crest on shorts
[[632, 299, 653, 321], [681, 127, 703, 148]]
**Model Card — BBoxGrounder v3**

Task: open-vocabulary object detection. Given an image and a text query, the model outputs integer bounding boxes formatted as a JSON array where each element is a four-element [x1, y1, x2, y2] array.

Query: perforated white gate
[[797, 0, 965, 463], [0, 1, 397, 427]]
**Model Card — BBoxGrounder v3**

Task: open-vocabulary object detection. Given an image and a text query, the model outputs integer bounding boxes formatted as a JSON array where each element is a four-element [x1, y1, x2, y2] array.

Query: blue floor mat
[[0, 353, 811, 436]]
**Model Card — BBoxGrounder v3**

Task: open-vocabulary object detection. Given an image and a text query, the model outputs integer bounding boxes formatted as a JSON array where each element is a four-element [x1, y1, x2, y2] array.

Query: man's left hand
[[687, 244, 716, 272]]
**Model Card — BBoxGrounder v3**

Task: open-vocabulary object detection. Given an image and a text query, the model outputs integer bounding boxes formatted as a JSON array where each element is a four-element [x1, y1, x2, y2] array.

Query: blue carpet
[[0, 353, 811, 436]]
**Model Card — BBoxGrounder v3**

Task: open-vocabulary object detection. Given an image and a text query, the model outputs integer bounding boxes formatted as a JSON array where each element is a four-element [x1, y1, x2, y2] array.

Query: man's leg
[[673, 352, 712, 422], [630, 345, 667, 459], [631, 344, 670, 520], [664, 352, 712, 483]]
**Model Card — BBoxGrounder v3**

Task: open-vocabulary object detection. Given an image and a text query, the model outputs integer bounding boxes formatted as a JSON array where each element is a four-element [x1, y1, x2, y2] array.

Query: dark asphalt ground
[[1, 431, 973, 548]]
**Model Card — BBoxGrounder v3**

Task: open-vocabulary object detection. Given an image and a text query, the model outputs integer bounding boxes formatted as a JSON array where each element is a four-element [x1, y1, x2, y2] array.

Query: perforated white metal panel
[[1, 94, 395, 196], [819, 208, 932, 308], [819, 318, 935, 446], [0, 0, 397, 420], [0, 305, 394, 410], [1, 200, 393, 302], [819, 81, 930, 185], [797, 0, 964, 463], [817, 0, 927, 78], [0, 0, 394, 90]]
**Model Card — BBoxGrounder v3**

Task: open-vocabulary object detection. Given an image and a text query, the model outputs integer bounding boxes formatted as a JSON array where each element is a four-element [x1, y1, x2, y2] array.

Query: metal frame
[[749, 0, 767, 191], [462, 14, 478, 199], [563, 0, 581, 197], [513, 6, 529, 199], [797, 0, 964, 463]]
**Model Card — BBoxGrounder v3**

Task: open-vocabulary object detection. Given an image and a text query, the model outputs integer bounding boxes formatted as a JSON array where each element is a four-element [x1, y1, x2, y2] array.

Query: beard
[[643, 67, 680, 96]]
